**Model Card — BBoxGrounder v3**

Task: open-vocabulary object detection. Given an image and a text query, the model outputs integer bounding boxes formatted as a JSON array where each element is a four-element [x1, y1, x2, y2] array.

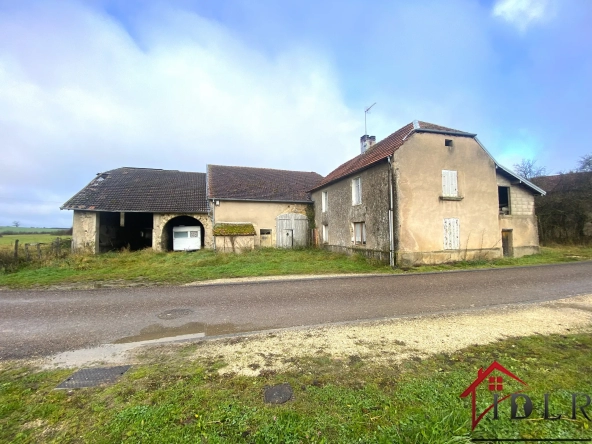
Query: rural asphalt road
[[1, 262, 591, 360]]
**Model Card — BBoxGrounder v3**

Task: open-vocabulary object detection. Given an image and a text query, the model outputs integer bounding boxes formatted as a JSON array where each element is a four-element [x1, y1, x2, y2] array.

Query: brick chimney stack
[[360, 135, 376, 154]]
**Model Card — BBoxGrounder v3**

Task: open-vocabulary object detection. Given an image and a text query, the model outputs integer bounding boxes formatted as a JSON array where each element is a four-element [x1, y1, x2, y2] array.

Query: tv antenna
[[364, 103, 376, 135]]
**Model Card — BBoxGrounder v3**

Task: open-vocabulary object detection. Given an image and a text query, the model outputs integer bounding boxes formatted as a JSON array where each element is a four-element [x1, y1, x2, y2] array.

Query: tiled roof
[[208, 165, 323, 202], [61, 167, 208, 213], [531, 172, 592, 193], [311, 121, 473, 190]]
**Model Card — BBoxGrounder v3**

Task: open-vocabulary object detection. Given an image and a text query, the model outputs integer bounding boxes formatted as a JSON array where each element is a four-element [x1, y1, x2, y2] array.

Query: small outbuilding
[[61, 167, 211, 253]]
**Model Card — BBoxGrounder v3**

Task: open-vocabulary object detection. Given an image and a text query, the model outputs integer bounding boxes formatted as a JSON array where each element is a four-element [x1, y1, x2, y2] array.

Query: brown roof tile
[[61, 167, 208, 213], [531, 172, 592, 193], [312, 121, 473, 190], [208, 165, 322, 202]]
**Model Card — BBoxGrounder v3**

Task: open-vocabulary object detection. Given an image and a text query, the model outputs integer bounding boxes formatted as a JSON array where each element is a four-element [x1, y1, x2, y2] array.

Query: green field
[[0, 234, 71, 248], [0, 227, 69, 234], [1, 332, 591, 443]]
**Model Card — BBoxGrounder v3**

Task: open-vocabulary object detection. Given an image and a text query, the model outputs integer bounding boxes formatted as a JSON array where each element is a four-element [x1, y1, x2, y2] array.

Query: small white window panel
[[322, 225, 328, 244], [322, 191, 328, 212], [352, 177, 362, 205], [442, 170, 458, 197], [443, 218, 460, 250], [354, 222, 366, 245]]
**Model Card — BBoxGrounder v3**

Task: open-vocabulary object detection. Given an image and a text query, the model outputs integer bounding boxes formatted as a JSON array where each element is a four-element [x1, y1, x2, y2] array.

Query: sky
[[1, 0, 591, 228]]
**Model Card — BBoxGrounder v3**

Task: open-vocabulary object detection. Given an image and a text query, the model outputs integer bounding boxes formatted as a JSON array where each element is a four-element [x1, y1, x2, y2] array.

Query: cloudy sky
[[1, 0, 591, 228]]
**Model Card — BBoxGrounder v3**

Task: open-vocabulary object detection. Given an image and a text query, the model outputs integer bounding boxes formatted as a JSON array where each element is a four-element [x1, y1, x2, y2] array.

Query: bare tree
[[12, 221, 21, 228], [513, 159, 547, 180], [577, 153, 592, 172]]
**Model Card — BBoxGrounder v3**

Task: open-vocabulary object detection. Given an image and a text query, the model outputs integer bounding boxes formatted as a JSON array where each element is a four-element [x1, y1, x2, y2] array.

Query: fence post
[[25, 244, 30, 261], [57, 237, 61, 256], [14, 239, 19, 259], [37, 243, 42, 259]]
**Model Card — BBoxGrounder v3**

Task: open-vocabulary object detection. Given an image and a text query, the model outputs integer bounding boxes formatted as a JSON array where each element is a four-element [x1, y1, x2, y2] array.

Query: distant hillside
[[0, 227, 72, 235]]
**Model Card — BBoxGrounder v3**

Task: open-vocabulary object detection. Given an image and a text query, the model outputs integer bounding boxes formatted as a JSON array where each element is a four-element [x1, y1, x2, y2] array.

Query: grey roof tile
[[61, 167, 208, 213]]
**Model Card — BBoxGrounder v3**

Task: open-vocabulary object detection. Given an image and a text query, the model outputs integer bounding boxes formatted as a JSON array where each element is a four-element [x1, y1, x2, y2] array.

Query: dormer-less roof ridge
[[312, 120, 469, 190], [310, 121, 545, 196], [61, 167, 208, 213], [208, 164, 323, 202]]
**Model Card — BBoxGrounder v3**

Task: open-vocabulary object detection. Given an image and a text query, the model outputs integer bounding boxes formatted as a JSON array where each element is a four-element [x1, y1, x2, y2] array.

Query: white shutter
[[443, 218, 460, 250], [322, 191, 328, 212], [352, 177, 362, 205], [442, 170, 458, 197]]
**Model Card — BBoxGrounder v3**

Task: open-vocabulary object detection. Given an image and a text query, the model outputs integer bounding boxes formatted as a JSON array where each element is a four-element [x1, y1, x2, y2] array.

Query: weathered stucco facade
[[393, 132, 502, 265], [212, 201, 310, 248], [72, 211, 100, 253], [311, 124, 544, 266]]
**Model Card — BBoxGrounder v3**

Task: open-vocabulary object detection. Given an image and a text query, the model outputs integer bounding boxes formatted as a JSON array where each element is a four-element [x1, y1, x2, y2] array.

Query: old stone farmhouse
[[309, 120, 546, 266], [61, 165, 322, 253], [61, 120, 546, 264]]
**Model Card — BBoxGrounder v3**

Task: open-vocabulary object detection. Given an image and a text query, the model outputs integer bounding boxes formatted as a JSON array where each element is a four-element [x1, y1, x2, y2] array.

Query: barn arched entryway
[[161, 215, 205, 251]]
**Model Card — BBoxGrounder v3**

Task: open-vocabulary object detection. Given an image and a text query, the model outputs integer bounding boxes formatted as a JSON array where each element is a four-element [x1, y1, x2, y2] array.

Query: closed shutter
[[352, 177, 362, 205], [443, 218, 460, 250], [442, 170, 458, 197]]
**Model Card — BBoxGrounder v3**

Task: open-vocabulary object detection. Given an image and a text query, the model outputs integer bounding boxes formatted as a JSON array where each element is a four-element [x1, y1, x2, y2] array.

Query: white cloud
[[0, 2, 360, 226], [492, 0, 555, 32]]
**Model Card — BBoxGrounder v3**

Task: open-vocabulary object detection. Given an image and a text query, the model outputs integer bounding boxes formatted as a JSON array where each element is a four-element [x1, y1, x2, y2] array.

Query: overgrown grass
[[0, 248, 391, 289], [1, 332, 591, 443], [0, 245, 591, 289]]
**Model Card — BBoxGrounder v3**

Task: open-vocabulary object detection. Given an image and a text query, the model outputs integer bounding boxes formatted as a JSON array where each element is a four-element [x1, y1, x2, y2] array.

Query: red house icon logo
[[460, 361, 528, 430]]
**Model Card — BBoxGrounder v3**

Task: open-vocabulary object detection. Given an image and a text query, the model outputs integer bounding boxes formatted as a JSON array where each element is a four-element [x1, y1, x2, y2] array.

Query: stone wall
[[152, 213, 213, 251], [72, 211, 99, 253], [311, 161, 391, 252]]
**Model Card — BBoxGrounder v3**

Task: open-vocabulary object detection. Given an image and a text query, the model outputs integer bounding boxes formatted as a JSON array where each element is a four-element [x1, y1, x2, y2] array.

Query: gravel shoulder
[[32, 293, 592, 374]]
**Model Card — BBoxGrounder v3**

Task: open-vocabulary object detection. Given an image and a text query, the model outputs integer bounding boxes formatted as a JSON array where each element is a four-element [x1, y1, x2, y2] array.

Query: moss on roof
[[213, 223, 256, 236]]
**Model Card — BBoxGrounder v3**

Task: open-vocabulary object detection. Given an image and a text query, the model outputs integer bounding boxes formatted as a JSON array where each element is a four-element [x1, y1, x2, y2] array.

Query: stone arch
[[161, 215, 205, 251]]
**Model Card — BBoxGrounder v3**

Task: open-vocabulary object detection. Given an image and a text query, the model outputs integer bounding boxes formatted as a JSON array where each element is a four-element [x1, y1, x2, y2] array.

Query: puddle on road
[[46, 322, 262, 368], [114, 322, 245, 344]]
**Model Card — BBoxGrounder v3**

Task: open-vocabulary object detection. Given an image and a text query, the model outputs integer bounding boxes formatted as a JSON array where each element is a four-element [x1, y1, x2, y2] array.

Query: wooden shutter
[[443, 218, 460, 250], [442, 170, 458, 197]]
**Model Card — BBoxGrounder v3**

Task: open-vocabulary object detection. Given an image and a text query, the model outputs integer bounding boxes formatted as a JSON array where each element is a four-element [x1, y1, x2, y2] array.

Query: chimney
[[360, 135, 376, 154]]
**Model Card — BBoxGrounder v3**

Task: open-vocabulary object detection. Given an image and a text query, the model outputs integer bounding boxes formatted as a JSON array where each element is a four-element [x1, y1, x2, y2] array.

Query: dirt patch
[[132, 294, 592, 376]]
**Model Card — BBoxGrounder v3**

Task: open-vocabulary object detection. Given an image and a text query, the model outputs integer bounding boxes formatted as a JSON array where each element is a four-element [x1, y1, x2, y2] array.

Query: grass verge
[[1, 332, 591, 443], [0, 245, 591, 289]]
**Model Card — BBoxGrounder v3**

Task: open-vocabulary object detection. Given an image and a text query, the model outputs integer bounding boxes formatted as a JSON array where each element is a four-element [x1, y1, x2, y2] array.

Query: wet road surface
[[1, 262, 591, 360]]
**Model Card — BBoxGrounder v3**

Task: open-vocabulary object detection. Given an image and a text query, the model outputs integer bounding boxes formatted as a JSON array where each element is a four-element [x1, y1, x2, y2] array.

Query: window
[[352, 177, 362, 205], [445, 139, 454, 147], [173, 231, 188, 238], [354, 222, 366, 245], [498, 186, 510, 215], [260, 229, 271, 236], [322, 191, 328, 212], [322, 225, 328, 244], [442, 170, 458, 197], [443, 218, 460, 250]]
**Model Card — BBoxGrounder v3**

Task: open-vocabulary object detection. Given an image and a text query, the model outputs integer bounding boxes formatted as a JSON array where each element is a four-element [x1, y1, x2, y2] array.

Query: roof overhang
[[61, 207, 208, 213], [412, 128, 477, 138], [209, 198, 313, 204], [474, 137, 546, 196], [308, 157, 390, 192]]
